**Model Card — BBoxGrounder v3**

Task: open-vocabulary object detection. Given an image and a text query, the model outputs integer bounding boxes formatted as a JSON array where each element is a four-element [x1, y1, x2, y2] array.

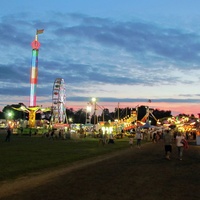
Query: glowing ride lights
[[28, 29, 44, 127], [86, 105, 92, 113], [102, 126, 113, 134], [30, 29, 44, 107], [5, 111, 14, 128], [51, 78, 67, 125], [69, 118, 73, 123], [12, 105, 51, 128]]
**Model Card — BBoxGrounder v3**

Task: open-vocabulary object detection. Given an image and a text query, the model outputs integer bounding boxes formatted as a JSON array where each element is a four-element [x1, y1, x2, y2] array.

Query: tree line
[[0, 103, 176, 125]]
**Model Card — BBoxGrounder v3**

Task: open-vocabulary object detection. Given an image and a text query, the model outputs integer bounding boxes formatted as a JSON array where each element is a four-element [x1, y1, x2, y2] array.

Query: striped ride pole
[[29, 29, 44, 107]]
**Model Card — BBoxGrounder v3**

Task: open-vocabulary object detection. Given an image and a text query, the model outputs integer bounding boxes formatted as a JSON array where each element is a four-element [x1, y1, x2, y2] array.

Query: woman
[[176, 132, 185, 160], [135, 129, 143, 148]]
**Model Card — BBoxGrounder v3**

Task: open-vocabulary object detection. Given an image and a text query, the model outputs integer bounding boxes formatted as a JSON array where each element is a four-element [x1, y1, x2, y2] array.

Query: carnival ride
[[13, 29, 45, 128], [13, 30, 67, 129], [30, 29, 44, 107], [123, 106, 159, 130], [140, 108, 158, 124], [51, 78, 68, 125], [28, 29, 45, 127]]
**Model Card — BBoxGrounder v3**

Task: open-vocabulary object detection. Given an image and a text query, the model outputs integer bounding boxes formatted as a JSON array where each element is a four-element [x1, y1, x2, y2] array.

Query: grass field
[[0, 131, 130, 182], [1, 130, 200, 200]]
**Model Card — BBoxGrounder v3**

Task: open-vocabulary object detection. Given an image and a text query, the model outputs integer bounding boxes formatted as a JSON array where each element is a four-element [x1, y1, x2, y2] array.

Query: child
[[129, 137, 134, 148]]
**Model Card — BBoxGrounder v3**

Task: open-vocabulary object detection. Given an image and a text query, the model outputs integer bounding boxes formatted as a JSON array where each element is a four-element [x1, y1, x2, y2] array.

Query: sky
[[1, 0, 200, 116]]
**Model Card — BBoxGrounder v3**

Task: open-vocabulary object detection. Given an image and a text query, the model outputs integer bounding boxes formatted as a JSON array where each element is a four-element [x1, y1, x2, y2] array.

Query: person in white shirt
[[135, 129, 143, 148], [176, 132, 185, 160]]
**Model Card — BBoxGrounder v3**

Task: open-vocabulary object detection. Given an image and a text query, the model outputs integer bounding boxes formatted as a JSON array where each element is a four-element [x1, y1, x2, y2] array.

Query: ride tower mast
[[29, 29, 44, 127]]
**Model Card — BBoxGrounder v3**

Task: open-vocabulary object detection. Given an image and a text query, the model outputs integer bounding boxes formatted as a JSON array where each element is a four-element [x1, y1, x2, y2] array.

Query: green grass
[[0, 133, 130, 182]]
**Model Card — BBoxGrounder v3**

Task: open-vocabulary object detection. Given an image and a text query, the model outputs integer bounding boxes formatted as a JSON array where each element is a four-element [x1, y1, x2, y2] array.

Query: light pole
[[146, 106, 150, 123], [86, 104, 92, 124], [92, 97, 97, 125]]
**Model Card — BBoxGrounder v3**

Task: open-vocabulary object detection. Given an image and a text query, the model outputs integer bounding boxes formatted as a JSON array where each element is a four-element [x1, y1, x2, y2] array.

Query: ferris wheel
[[51, 78, 67, 124]]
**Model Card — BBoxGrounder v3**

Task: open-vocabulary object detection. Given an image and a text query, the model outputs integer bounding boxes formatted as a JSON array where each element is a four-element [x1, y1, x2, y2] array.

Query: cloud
[[0, 11, 200, 111], [52, 14, 200, 66]]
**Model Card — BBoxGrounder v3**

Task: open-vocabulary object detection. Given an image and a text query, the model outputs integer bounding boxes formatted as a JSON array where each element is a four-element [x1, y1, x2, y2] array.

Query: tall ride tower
[[30, 29, 44, 106], [28, 29, 44, 127], [13, 30, 46, 128]]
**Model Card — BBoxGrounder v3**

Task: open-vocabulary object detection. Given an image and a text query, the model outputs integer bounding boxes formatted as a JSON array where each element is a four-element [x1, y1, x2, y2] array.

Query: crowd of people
[[3, 123, 194, 161], [132, 127, 191, 160]]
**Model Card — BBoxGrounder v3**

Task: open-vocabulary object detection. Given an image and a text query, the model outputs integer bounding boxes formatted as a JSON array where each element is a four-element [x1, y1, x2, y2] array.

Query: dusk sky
[[1, 0, 200, 116]]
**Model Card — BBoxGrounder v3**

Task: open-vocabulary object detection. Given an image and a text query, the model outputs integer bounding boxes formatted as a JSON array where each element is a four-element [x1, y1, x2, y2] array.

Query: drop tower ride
[[28, 29, 44, 127]]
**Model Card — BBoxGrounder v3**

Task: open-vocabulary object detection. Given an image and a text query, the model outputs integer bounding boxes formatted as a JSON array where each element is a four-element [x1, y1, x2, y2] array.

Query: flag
[[36, 29, 44, 34]]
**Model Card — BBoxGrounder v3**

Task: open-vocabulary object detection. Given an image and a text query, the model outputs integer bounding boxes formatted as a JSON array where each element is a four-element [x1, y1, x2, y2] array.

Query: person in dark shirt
[[5, 126, 12, 142]]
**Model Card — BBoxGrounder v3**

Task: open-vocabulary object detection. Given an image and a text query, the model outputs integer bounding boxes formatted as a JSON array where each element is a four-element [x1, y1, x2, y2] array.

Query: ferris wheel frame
[[51, 78, 67, 124]]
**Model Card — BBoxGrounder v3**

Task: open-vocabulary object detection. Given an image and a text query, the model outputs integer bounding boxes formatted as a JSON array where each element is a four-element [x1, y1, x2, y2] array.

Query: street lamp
[[69, 118, 73, 123], [6, 111, 13, 120], [7, 112, 12, 118], [92, 97, 97, 125]]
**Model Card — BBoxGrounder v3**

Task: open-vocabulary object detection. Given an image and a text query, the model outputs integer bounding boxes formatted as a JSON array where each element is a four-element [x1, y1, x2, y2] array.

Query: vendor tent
[[139, 121, 153, 129]]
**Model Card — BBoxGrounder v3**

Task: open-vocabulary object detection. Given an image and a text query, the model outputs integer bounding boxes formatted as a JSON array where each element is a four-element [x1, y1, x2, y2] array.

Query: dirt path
[[0, 147, 131, 198], [1, 141, 200, 200]]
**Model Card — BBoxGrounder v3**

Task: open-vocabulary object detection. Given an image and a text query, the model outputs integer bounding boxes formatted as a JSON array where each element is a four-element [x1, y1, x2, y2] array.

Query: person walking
[[98, 129, 104, 145], [108, 133, 114, 144], [103, 131, 108, 145], [163, 130, 173, 160], [129, 136, 134, 148], [176, 132, 185, 160], [5, 126, 12, 142], [135, 129, 143, 148]]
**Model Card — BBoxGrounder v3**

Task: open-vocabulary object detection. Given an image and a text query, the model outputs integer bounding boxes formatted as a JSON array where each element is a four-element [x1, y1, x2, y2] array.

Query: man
[[5, 126, 12, 142], [163, 130, 173, 160]]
